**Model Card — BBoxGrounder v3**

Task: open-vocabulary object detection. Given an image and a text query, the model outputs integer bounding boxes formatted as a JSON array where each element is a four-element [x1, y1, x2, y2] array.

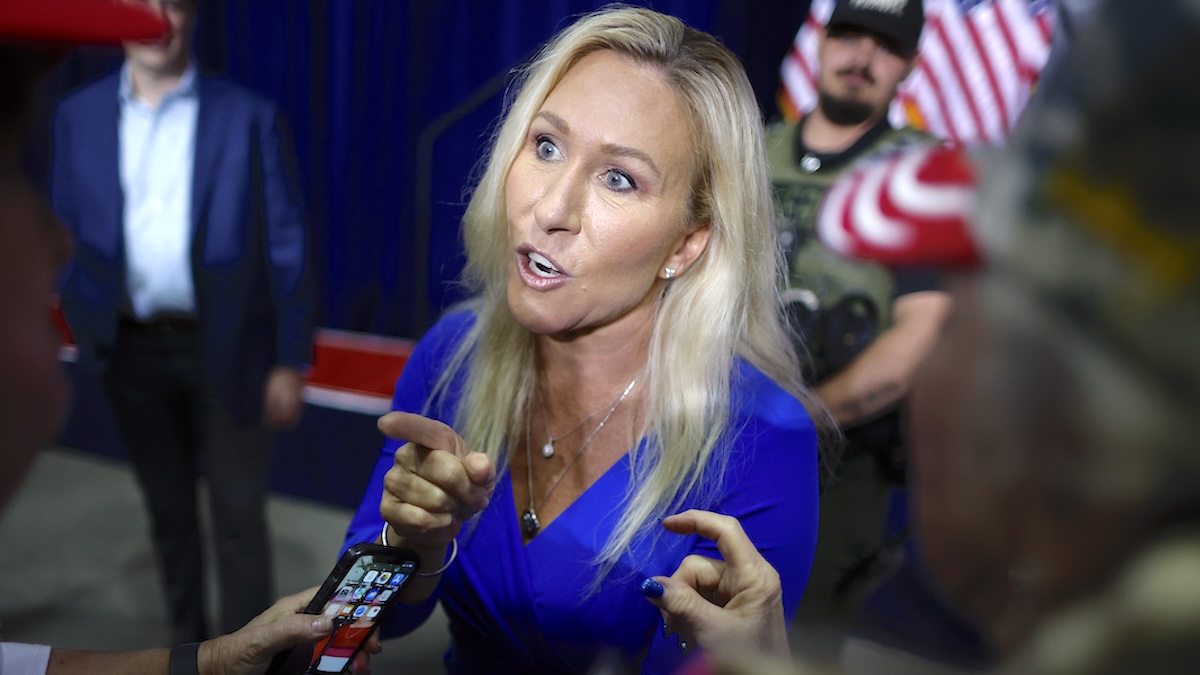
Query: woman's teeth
[[528, 252, 561, 278]]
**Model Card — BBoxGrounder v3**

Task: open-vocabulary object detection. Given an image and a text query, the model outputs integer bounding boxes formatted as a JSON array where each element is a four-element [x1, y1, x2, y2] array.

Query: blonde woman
[[343, 7, 825, 673]]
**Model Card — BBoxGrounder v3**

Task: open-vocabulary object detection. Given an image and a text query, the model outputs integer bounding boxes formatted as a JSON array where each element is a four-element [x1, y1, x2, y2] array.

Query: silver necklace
[[521, 379, 636, 538], [537, 384, 628, 459]]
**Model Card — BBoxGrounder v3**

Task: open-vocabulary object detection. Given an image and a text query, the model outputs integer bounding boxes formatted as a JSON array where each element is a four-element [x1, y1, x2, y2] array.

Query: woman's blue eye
[[536, 137, 560, 160], [604, 169, 635, 192]]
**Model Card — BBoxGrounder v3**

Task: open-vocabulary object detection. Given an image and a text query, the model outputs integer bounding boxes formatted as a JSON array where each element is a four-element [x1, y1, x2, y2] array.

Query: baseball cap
[[827, 0, 925, 55], [0, 0, 168, 45], [817, 0, 1200, 416]]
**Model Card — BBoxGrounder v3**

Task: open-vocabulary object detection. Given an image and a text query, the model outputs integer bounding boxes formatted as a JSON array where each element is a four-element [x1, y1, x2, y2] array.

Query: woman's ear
[[660, 221, 712, 279]]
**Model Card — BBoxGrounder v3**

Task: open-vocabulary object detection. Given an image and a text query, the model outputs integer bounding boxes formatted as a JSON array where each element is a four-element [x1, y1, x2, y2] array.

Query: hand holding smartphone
[[267, 542, 420, 675]]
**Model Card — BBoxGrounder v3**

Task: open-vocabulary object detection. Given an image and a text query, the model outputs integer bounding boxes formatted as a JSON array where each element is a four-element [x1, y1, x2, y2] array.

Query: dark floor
[[0, 447, 449, 673]]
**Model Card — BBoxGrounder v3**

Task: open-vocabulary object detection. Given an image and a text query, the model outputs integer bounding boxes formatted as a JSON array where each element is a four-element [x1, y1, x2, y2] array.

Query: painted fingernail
[[662, 619, 670, 639], [639, 578, 664, 599]]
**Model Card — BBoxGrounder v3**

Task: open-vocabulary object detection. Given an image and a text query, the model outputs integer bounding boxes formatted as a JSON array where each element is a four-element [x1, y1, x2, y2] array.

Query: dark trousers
[[790, 450, 895, 663], [102, 320, 273, 643]]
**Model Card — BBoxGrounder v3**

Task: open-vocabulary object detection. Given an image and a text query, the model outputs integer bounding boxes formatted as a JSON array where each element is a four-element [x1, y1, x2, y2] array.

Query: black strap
[[169, 642, 202, 675], [793, 114, 895, 173]]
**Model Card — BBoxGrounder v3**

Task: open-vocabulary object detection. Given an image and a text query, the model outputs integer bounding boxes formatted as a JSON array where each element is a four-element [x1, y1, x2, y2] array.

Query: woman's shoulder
[[729, 359, 815, 433], [390, 308, 477, 409], [422, 308, 478, 345], [407, 308, 477, 364]]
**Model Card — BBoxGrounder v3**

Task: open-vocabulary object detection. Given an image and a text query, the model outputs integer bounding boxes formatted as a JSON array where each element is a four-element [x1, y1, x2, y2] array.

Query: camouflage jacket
[[766, 116, 936, 381]]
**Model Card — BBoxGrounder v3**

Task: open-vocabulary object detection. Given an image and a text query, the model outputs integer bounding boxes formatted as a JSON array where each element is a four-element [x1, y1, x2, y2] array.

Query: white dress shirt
[[0, 642, 52, 675], [118, 62, 199, 320]]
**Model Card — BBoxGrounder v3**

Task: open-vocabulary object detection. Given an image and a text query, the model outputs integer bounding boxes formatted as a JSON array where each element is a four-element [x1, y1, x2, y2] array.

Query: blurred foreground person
[[901, 0, 1200, 668], [0, 2, 333, 673], [654, 0, 1200, 673]]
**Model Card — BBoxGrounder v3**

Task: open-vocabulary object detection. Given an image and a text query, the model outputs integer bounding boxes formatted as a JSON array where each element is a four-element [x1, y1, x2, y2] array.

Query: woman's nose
[[532, 170, 582, 234]]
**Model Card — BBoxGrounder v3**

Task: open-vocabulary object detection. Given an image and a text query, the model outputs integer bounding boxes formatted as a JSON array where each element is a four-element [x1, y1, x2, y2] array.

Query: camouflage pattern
[[987, 2, 1200, 668], [975, 0, 1200, 431], [1010, 531, 1200, 675]]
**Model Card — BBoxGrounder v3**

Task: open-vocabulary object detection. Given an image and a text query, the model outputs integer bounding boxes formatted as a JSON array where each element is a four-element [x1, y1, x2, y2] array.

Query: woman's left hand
[[640, 509, 790, 659]]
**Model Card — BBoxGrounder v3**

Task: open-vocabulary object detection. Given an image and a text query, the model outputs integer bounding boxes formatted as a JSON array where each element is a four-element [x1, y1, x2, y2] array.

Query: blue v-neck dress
[[344, 311, 819, 674]]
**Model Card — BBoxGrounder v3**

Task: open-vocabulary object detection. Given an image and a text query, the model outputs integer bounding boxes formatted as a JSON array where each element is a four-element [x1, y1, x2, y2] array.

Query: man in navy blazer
[[50, 0, 315, 644]]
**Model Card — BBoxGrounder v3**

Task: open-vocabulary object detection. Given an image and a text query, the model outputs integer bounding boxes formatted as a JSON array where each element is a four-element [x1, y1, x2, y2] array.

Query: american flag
[[779, 0, 1057, 146]]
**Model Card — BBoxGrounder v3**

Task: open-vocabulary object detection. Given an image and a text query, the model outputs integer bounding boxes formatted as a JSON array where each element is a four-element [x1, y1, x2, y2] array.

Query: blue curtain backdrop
[[205, 0, 811, 339], [39, 0, 810, 340]]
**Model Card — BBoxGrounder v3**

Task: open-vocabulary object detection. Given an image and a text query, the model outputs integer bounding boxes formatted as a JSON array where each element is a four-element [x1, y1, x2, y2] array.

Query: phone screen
[[304, 549, 418, 674]]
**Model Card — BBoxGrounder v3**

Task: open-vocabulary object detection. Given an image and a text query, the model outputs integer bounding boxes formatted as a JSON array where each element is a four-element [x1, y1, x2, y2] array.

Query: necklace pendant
[[521, 509, 541, 537], [542, 441, 555, 458]]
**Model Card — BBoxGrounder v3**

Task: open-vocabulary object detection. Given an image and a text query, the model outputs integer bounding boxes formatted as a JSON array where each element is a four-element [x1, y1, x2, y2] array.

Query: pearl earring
[[663, 267, 677, 279]]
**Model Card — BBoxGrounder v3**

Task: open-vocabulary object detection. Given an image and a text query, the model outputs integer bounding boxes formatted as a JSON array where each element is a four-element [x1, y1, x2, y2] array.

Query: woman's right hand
[[376, 412, 496, 558]]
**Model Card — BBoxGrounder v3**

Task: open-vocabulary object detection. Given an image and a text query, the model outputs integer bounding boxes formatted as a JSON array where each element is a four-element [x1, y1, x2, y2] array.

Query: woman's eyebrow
[[600, 142, 660, 178], [534, 110, 662, 178], [536, 110, 570, 133]]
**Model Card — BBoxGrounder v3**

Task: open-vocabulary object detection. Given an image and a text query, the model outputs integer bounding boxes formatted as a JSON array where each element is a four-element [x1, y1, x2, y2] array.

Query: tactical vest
[[767, 118, 934, 381]]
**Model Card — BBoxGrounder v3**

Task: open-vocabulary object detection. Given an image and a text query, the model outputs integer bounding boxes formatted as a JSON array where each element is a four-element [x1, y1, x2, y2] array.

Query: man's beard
[[817, 90, 876, 126]]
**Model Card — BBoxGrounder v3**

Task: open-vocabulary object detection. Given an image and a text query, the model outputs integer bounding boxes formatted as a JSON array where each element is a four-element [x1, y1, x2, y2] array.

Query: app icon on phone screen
[[288, 545, 418, 675]]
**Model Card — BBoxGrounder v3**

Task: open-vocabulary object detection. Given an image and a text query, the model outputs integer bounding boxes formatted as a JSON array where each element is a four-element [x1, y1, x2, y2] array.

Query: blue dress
[[344, 312, 819, 674]]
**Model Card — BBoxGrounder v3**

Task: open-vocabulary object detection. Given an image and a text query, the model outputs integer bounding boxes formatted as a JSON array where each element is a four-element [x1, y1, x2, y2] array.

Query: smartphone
[[267, 542, 420, 675]]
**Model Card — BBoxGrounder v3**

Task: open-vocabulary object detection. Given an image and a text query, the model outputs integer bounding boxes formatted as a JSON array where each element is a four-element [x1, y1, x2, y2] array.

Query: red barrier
[[52, 302, 413, 415]]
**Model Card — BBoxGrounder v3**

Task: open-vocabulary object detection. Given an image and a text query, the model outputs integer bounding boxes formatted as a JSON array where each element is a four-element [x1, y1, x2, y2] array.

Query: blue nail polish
[[639, 578, 664, 599]]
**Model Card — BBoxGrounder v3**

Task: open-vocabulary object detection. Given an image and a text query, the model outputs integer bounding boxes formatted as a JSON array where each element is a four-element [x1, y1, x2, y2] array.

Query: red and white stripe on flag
[[816, 144, 981, 267], [779, 0, 1055, 146]]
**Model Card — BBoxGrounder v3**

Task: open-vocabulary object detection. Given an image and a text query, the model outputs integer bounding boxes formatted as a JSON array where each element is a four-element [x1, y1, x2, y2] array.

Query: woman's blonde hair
[[432, 5, 829, 583]]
